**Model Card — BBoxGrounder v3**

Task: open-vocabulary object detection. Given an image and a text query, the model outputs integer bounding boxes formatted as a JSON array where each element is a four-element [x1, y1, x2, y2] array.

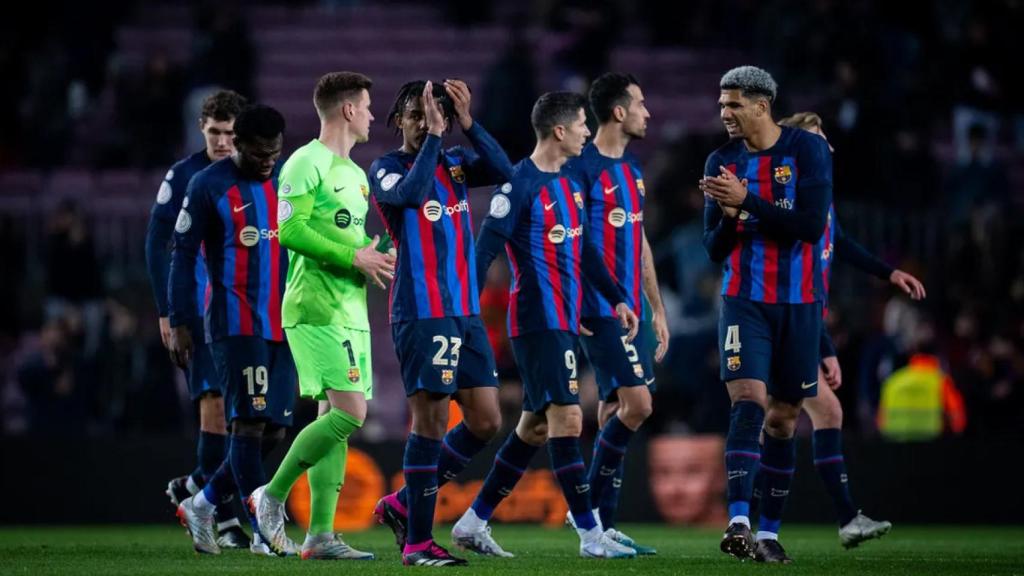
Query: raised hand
[[423, 81, 446, 136], [444, 78, 474, 131]]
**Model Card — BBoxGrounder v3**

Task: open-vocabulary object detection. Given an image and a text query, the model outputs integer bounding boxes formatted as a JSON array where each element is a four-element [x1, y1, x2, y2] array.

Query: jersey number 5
[[724, 325, 742, 354]]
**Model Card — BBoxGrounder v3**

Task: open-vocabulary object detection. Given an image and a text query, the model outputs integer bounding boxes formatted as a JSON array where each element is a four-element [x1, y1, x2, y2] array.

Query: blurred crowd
[[1, 0, 1022, 441]]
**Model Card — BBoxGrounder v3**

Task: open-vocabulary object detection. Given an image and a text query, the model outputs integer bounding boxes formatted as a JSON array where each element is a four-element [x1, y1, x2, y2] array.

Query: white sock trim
[[729, 515, 751, 528], [756, 531, 779, 541]]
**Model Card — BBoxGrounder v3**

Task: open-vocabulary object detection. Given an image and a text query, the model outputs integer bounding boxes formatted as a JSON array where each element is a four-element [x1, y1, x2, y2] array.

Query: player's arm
[[704, 135, 832, 243], [475, 186, 522, 294], [641, 231, 669, 362], [834, 220, 926, 300], [279, 157, 395, 287], [582, 235, 639, 340], [370, 137, 441, 208], [145, 171, 189, 349], [443, 78, 514, 185], [701, 154, 740, 262], [167, 179, 209, 368], [833, 220, 893, 280]]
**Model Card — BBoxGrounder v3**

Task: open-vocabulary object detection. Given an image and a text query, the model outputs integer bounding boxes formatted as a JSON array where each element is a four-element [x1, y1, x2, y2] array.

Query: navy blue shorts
[[581, 318, 657, 402], [392, 316, 498, 397], [210, 336, 296, 426], [718, 296, 822, 404], [185, 320, 222, 401], [511, 330, 581, 413]]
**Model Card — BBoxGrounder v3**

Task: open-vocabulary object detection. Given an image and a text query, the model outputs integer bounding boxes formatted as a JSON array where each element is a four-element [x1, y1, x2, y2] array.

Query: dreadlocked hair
[[385, 80, 457, 134]]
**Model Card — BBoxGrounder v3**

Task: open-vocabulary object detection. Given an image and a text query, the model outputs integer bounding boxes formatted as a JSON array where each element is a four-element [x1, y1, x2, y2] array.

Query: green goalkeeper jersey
[[278, 139, 370, 330]]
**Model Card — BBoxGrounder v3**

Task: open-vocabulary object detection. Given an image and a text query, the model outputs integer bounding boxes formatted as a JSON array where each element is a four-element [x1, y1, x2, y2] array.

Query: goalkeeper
[[251, 71, 394, 560]]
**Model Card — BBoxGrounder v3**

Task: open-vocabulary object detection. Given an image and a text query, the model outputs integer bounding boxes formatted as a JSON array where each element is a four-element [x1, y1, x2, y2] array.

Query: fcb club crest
[[251, 396, 267, 411], [449, 165, 466, 184], [573, 191, 585, 208], [441, 369, 455, 385], [773, 165, 793, 185], [632, 363, 644, 378], [568, 379, 579, 395], [636, 179, 646, 196], [359, 184, 369, 198], [348, 367, 361, 383], [727, 355, 742, 372]]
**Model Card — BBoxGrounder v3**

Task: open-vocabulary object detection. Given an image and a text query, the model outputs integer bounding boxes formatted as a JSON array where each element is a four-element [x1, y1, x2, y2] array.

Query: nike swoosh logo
[[544, 201, 557, 210], [603, 185, 618, 195], [645, 378, 656, 385], [233, 203, 251, 213], [283, 410, 293, 416], [334, 186, 344, 193], [801, 381, 818, 389]]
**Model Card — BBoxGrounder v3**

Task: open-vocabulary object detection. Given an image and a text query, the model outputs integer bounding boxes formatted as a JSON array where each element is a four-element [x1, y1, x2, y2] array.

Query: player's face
[[201, 118, 236, 160], [399, 97, 428, 152], [718, 89, 758, 139], [622, 84, 650, 140], [648, 436, 725, 525], [236, 134, 283, 181], [559, 108, 591, 157], [348, 89, 374, 143]]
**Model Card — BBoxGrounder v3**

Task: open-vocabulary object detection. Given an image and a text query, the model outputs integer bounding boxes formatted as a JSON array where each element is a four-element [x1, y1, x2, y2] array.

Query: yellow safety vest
[[879, 362, 944, 441]]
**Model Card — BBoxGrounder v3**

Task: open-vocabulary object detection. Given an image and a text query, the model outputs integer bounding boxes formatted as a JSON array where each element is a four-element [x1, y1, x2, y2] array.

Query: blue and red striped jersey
[[479, 158, 590, 337], [168, 158, 287, 343], [146, 149, 211, 320], [563, 143, 646, 320], [370, 123, 513, 323], [704, 126, 833, 304]]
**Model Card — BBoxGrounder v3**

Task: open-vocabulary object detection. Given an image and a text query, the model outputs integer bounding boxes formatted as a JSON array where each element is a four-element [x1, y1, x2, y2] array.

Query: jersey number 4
[[724, 325, 742, 354]]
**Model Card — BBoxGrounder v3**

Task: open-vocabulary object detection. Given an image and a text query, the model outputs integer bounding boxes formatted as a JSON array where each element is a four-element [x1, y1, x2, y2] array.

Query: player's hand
[[614, 303, 639, 342], [445, 79, 473, 131], [890, 269, 926, 300], [169, 325, 193, 369], [355, 235, 396, 289], [652, 310, 670, 363], [720, 201, 740, 219], [579, 323, 594, 336], [701, 167, 748, 207], [821, 355, 842, 390], [423, 81, 445, 137], [158, 316, 172, 350]]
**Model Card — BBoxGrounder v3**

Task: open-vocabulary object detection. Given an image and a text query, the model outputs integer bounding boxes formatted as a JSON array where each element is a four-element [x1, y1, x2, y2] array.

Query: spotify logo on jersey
[[608, 208, 627, 228], [335, 208, 352, 228], [334, 208, 364, 229], [423, 200, 443, 222], [239, 226, 260, 247], [548, 224, 566, 244]]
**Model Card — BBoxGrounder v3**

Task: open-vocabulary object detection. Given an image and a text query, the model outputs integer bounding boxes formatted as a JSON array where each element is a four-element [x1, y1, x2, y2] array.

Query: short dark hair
[[233, 104, 286, 142], [200, 90, 247, 123], [589, 73, 639, 124], [385, 80, 457, 133], [314, 71, 373, 117], [531, 91, 587, 139]]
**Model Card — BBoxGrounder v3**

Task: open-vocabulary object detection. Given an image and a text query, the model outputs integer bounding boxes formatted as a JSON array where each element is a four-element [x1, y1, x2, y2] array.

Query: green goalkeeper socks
[[266, 408, 362, 503], [307, 442, 347, 534]]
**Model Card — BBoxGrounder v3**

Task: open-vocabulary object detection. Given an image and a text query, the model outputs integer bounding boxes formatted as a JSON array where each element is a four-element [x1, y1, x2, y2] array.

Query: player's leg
[[753, 301, 822, 564], [804, 379, 891, 548], [718, 298, 772, 560], [578, 319, 655, 553], [254, 325, 370, 558]]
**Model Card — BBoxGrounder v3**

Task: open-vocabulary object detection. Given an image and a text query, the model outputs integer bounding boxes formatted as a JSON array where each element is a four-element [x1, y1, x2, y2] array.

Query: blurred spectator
[[16, 311, 91, 435], [950, 18, 1002, 164], [944, 123, 1010, 227], [878, 349, 966, 442], [647, 435, 727, 526], [477, 22, 538, 162], [114, 52, 186, 168], [547, 0, 619, 92]]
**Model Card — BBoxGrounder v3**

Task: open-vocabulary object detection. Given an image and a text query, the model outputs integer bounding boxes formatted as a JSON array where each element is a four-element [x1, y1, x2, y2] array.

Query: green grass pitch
[[2, 524, 1022, 575]]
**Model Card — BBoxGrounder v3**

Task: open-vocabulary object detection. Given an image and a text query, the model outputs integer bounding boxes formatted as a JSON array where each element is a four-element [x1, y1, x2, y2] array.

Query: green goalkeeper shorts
[[286, 324, 373, 400]]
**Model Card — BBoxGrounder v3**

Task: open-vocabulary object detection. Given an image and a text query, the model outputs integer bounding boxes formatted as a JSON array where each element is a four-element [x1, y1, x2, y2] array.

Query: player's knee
[[465, 409, 501, 441], [815, 395, 843, 429], [517, 421, 548, 445], [198, 395, 227, 434], [764, 407, 799, 439], [548, 407, 584, 437], [618, 394, 653, 429]]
